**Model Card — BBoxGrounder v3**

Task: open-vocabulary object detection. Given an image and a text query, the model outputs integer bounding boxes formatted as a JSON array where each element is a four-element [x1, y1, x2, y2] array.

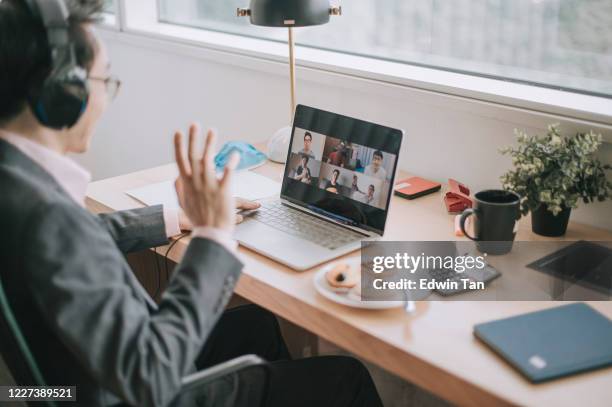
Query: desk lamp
[[238, 0, 342, 163]]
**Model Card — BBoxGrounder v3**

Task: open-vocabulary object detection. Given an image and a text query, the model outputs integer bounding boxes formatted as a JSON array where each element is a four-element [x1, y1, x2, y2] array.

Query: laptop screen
[[281, 105, 403, 235]]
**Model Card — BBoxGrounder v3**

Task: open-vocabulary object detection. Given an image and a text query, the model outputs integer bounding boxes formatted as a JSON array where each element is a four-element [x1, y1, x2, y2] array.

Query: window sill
[[115, 1, 612, 135]]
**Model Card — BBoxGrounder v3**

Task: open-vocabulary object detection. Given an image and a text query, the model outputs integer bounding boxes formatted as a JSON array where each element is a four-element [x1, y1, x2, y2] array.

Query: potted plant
[[500, 124, 611, 237]]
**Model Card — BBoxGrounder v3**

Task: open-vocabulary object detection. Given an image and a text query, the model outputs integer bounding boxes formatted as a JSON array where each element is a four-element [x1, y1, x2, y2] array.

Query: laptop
[[235, 105, 404, 270]]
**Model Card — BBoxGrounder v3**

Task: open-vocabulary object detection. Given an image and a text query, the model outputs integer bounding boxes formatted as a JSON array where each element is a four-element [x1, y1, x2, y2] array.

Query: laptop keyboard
[[252, 201, 364, 250]]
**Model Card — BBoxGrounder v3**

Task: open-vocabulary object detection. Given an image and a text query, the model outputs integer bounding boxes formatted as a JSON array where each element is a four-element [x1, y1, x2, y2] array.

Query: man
[[365, 184, 376, 206], [293, 154, 310, 182], [297, 131, 316, 160], [364, 150, 387, 180], [351, 174, 362, 193], [0, 1, 383, 406], [322, 169, 342, 194], [300, 168, 312, 184]]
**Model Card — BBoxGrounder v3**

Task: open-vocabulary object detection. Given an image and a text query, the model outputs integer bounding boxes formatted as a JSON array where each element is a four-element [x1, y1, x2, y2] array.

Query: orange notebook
[[394, 177, 441, 200]]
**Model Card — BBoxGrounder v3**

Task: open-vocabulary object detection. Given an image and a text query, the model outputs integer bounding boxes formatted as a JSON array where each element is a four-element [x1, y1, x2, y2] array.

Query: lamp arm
[[237, 4, 344, 124], [288, 27, 296, 123]]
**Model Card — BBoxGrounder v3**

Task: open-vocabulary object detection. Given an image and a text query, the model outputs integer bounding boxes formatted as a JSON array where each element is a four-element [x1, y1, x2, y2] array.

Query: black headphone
[[25, 0, 89, 130]]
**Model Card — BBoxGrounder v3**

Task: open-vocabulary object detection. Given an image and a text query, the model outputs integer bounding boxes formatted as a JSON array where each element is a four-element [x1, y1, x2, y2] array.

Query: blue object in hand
[[215, 141, 267, 172]]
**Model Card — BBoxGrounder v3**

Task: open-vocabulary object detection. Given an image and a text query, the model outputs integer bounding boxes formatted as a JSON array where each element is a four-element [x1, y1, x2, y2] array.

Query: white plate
[[314, 258, 404, 310]]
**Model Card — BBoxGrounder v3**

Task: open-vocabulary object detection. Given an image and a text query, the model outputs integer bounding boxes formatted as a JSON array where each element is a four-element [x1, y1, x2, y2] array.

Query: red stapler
[[444, 179, 473, 213]]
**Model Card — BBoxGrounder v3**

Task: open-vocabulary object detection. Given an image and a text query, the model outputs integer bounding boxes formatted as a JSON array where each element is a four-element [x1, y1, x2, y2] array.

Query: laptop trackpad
[[234, 219, 332, 268]]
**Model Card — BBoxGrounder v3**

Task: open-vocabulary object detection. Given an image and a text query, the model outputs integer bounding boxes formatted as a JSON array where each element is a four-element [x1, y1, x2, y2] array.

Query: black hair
[[333, 169, 340, 176], [0, 0, 104, 124], [369, 184, 375, 191], [301, 154, 310, 164], [304, 132, 312, 141], [373, 150, 383, 160]]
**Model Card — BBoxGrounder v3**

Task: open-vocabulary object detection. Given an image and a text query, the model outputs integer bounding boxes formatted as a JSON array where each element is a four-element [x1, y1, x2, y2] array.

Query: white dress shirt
[[364, 164, 387, 180], [0, 131, 237, 253]]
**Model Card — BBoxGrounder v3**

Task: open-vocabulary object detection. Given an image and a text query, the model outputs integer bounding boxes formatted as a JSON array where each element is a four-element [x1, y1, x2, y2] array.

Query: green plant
[[500, 124, 612, 216]]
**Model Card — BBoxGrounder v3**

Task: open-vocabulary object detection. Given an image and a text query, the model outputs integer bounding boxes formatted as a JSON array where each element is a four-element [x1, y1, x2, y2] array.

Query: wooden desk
[[86, 157, 612, 407]]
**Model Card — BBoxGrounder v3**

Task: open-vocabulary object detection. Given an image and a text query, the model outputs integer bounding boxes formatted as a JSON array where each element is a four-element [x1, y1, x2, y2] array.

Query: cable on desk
[[164, 233, 190, 284]]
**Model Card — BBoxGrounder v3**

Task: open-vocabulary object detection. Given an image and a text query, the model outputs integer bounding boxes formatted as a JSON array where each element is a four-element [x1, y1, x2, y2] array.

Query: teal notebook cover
[[474, 303, 612, 383]]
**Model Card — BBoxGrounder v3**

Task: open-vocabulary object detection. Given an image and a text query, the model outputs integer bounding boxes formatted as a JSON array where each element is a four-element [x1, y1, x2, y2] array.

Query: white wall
[[75, 29, 612, 230]]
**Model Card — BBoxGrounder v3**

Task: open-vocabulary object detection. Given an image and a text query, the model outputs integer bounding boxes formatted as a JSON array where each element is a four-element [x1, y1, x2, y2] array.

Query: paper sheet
[[126, 171, 281, 209]]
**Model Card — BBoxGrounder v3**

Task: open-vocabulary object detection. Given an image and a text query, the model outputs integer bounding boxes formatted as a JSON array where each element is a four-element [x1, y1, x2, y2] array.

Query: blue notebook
[[474, 303, 612, 383]]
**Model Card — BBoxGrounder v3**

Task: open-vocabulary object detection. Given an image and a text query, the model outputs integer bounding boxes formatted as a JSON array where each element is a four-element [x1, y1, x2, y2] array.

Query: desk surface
[[86, 155, 612, 407]]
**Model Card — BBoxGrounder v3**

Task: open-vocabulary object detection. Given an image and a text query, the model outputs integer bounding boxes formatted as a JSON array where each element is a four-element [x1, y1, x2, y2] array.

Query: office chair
[[0, 276, 270, 407]]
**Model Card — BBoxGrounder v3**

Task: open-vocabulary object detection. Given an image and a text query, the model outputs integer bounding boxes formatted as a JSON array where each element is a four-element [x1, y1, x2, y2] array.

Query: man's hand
[[178, 198, 261, 231], [174, 124, 238, 233], [235, 198, 260, 224]]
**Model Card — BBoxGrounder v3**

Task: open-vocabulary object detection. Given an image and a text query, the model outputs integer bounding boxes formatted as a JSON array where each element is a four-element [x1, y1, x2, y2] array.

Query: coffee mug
[[460, 190, 521, 255]]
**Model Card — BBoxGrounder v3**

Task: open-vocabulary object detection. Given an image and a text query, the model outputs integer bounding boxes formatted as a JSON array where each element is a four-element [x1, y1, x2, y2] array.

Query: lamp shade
[[248, 0, 331, 27]]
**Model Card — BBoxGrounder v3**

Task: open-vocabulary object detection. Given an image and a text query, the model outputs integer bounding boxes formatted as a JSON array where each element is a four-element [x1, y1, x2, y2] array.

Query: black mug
[[460, 190, 521, 255]]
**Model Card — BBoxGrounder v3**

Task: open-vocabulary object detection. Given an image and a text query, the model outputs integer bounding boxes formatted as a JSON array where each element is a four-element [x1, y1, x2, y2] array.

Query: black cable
[[164, 233, 189, 284], [152, 247, 162, 300]]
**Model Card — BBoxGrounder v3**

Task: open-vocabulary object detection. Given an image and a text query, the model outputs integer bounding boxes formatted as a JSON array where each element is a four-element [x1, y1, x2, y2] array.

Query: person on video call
[[300, 167, 312, 185], [294, 153, 311, 182], [365, 184, 376, 206], [298, 131, 316, 160], [0, 1, 384, 406], [327, 142, 348, 167], [323, 169, 342, 194], [351, 174, 362, 193], [364, 150, 387, 180]]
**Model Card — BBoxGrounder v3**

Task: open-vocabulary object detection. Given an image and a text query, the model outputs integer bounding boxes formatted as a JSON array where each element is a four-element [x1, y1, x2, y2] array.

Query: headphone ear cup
[[29, 73, 89, 130]]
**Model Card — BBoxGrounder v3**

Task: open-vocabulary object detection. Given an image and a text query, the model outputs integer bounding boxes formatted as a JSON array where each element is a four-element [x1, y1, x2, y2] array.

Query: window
[[103, 0, 115, 13], [157, 0, 612, 98]]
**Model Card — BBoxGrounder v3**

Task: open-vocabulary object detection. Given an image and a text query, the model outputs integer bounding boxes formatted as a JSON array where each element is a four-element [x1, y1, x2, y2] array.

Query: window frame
[[111, 0, 612, 132]]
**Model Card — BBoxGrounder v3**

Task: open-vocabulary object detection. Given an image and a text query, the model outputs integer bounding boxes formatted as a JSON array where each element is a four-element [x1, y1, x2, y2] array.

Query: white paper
[[126, 180, 179, 208], [126, 171, 281, 208], [231, 171, 282, 201]]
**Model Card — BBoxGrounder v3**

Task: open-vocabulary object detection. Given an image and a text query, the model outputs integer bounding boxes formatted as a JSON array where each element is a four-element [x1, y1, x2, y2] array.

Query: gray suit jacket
[[0, 139, 243, 406]]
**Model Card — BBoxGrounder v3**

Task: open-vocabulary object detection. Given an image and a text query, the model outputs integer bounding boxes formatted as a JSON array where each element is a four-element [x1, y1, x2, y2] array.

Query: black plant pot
[[531, 205, 571, 237]]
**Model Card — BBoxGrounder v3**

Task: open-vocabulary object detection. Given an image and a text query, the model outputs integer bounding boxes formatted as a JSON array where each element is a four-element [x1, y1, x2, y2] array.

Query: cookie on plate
[[326, 262, 360, 291]]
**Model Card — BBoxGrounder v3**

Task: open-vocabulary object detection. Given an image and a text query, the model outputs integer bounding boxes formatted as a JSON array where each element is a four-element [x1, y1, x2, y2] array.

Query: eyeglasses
[[89, 75, 122, 101]]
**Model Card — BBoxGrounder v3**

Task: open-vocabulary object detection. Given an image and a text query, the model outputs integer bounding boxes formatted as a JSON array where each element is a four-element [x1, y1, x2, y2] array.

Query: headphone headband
[[25, 0, 69, 35], [24, 0, 89, 130], [26, 0, 73, 63], [26, 0, 69, 27]]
